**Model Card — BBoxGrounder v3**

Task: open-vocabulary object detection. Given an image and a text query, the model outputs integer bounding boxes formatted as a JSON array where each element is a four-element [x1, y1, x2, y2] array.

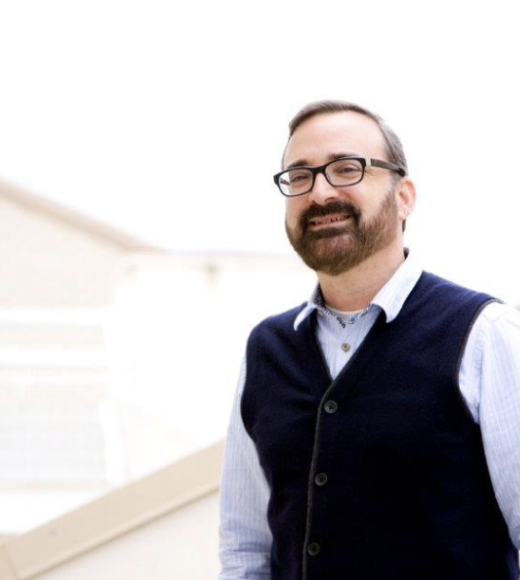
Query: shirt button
[[314, 473, 328, 486], [307, 542, 320, 556], [341, 342, 351, 352], [324, 400, 338, 414]]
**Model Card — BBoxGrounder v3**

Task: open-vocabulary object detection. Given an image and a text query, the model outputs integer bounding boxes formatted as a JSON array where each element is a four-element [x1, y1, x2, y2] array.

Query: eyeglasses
[[273, 156, 406, 197]]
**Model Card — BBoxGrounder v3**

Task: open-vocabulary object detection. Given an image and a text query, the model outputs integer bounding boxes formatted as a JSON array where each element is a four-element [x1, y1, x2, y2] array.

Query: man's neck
[[317, 245, 406, 312]]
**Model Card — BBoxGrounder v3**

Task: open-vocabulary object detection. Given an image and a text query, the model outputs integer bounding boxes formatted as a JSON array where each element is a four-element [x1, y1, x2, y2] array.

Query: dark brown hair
[[286, 100, 408, 176]]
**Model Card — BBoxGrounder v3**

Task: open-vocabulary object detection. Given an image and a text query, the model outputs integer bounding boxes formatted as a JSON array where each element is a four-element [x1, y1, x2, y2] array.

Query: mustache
[[299, 201, 361, 231]]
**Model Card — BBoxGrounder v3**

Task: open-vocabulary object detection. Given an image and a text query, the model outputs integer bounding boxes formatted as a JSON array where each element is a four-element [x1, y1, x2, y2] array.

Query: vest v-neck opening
[[308, 308, 386, 390]]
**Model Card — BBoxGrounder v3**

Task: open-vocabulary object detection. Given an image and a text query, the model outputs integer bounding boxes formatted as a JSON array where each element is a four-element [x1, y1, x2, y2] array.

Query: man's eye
[[289, 172, 310, 183]]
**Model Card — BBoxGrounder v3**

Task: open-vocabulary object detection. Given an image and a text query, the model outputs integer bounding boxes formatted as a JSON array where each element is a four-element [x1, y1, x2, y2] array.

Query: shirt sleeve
[[218, 356, 273, 579], [464, 302, 520, 550]]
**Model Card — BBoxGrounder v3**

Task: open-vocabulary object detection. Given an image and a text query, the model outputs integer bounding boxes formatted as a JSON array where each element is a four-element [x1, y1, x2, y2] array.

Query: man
[[218, 101, 520, 579]]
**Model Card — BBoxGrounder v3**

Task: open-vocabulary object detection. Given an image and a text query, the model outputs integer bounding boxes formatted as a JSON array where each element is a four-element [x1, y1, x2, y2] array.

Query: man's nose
[[308, 171, 341, 205]]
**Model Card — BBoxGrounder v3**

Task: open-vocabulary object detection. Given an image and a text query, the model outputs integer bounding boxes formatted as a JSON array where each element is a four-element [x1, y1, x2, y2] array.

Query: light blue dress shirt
[[219, 254, 520, 578]]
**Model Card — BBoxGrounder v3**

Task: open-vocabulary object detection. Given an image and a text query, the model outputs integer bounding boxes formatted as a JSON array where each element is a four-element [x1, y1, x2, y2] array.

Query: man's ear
[[396, 177, 416, 224]]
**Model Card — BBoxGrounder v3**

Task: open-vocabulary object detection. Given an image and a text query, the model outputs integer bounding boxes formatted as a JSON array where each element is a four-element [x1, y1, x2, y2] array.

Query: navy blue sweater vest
[[241, 272, 518, 580]]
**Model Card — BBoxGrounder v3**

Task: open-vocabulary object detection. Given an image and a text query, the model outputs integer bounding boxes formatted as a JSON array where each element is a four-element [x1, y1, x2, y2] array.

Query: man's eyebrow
[[284, 152, 361, 170]]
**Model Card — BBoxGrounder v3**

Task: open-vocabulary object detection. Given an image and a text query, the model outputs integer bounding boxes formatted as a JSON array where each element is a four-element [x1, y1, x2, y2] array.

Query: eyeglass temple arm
[[367, 157, 406, 177]]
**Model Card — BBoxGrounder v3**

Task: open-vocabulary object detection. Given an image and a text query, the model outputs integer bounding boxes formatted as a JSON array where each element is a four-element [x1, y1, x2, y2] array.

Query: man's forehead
[[283, 111, 386, 168]]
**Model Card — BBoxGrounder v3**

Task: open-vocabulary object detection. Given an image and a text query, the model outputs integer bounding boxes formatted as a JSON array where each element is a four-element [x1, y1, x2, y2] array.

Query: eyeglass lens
[[279, 158, 363, 196]]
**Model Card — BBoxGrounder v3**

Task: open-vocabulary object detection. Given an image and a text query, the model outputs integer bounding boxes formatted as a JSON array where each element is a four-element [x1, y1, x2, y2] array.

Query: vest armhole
[[453, 297, 501, 422]]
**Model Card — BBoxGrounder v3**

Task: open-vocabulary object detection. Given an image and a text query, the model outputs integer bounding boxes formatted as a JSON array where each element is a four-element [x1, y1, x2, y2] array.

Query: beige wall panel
[[0, 197, 122, 307], [0, 546, 16, 580], [34, 492, 220, 580]]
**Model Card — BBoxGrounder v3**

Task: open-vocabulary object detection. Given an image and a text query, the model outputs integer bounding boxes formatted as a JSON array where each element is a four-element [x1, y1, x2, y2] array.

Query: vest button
[[307, 542, 320, 556], [314, 473, 328, 486], [324, 400, 338, 414]]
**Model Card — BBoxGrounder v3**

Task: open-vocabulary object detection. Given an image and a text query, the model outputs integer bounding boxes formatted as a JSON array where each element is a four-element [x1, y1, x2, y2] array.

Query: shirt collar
[[293, 250, 423, 330]]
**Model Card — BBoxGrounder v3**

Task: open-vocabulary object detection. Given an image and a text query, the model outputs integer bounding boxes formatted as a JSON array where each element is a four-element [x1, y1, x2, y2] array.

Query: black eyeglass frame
[[273, 156, 406, 197]]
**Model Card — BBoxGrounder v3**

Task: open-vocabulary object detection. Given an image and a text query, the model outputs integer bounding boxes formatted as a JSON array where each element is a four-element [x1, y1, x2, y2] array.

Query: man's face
[[283, 111, 404, 276]]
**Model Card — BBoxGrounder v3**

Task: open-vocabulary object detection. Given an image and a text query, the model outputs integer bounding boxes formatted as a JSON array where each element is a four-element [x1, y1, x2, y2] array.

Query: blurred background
[[0, 0, 519, 577]]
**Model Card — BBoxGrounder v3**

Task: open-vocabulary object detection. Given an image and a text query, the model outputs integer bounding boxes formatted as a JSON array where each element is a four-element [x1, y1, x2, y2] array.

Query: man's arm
[[218, 357, 272, 579], [462, 302, 520, 550]]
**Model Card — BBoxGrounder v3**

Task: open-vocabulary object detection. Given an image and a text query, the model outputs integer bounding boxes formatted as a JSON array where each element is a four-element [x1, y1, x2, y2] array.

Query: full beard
[[285, 187, 399, 276]]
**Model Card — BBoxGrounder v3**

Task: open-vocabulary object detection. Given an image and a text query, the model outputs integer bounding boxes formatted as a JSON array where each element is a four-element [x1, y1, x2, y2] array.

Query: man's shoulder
[[472, 300, 520, 339], [414, 271, 498, 304], [395, 271, 500, 327], [249, 302, 308, 337], [243, 303, 309, 392]]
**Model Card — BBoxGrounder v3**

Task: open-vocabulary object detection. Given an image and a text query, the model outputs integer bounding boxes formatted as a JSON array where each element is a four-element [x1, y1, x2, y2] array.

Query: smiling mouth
[[308, 213, 352, 228]]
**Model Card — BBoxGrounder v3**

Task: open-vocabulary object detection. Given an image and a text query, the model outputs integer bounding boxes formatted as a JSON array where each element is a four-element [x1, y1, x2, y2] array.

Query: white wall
[[0, 188, 128, 533], [107, 252, 315, 480]]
